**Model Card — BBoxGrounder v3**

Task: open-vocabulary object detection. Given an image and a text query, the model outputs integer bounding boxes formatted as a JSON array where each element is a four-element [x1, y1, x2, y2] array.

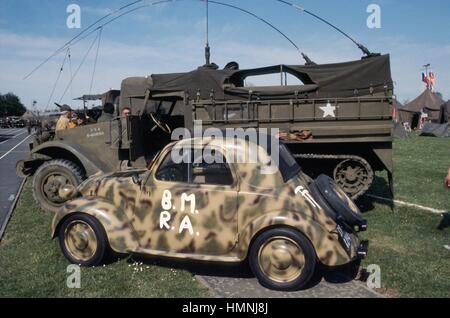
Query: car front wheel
[[58, 214, 109, 267], [249, 228, 316, 291]]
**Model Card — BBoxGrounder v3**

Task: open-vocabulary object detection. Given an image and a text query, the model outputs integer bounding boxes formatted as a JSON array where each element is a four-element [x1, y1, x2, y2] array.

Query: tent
[[398, 108, 420, 129], [21, 111, 36, 120], [400, 90, 445, 129], [393, 121, 409, 139], [420, 123, 449, 137], [438, 100, 450, 124], [393, 99, 407, 122], [403, 89, 445, 112]]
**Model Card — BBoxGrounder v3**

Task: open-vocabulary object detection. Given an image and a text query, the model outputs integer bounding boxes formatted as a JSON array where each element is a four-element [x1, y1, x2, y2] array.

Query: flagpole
[[422, 63, 431, 90]]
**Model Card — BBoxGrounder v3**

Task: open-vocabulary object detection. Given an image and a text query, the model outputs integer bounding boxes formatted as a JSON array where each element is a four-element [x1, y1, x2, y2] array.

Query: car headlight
[[58, 184, 76, 202]]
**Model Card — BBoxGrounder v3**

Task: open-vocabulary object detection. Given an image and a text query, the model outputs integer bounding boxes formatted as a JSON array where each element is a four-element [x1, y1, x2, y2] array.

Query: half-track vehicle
[[18, 55, 394, 213], [121, 54, 394, 199]]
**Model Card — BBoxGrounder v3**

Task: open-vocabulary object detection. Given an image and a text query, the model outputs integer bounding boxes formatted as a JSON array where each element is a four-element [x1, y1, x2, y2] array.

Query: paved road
[[0, 128, 33, 237], [195, 262, 383, 298], [197, 275, 382, 298], [133, 254, 382, 298]]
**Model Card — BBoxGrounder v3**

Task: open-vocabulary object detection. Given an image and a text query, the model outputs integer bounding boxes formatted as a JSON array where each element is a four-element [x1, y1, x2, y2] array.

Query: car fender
[[236, 211, 354, 267], [52, 197, 140, 253]]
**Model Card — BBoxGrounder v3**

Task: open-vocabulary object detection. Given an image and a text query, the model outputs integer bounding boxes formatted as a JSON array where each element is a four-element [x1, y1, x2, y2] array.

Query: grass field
[[360, 133, 450, 298], [0, 133, 449, 298], [0, 183, 210, 298]]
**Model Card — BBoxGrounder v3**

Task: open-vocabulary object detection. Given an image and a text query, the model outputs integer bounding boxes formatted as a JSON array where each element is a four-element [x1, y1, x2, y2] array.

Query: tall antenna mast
[[205, 0, 211, 65]]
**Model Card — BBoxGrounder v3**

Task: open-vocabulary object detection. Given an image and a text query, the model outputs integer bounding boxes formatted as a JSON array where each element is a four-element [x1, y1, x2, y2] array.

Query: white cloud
[[0, 27, 449, 111]]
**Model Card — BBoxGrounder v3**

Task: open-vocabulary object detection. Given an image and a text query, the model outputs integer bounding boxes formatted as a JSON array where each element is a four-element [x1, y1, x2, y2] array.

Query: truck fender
[[236, 211, 353, 267], [26, 141, 106, 176], [52, 198, 140, 253]]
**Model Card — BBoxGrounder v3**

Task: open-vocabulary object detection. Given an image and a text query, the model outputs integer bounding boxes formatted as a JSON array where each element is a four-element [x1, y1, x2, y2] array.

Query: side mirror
[[132, 173, 142, 186]]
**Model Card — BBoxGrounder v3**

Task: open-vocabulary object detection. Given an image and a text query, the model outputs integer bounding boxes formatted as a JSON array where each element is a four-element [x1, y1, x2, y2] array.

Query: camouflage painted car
[[52, 136, 368, 291]]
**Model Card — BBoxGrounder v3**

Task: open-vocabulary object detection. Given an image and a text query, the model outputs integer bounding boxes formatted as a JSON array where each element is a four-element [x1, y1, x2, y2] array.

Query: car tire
[[58, 214, 109, 267], [314, 174, 364, 226], [32, 159, 84, 213], [308, 181, 337, 221], [249, 228, 316, 291]]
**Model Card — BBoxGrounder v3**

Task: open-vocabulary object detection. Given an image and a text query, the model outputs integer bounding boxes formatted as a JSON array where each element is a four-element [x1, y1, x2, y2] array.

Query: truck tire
[[32, 159, 84, 213]]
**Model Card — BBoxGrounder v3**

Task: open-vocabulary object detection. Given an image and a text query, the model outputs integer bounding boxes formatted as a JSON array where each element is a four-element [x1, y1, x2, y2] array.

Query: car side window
[[155, 152, 189, 183], [192, 148, 234, 186]]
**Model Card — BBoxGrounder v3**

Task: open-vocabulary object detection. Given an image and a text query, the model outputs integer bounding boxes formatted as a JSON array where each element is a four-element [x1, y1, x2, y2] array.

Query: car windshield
[[260, 134, 301, 182], [278, 143, 302, 182]]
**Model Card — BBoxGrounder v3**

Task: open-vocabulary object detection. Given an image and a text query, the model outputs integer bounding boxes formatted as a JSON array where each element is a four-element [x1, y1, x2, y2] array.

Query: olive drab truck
[[18, 55, 394, 213], [121, 54, 394, 200]]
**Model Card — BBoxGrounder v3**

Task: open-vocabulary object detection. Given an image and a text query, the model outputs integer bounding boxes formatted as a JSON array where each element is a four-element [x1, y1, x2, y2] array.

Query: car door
[[136, 144, 239, 256]]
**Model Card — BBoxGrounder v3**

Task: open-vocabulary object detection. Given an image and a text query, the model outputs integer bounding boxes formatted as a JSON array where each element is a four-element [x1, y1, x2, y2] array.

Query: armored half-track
[[18, 55, 394, 213]]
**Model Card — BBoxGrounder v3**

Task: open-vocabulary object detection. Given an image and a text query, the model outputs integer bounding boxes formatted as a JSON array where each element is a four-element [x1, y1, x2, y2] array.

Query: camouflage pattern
[[52, 137, 362, 268]]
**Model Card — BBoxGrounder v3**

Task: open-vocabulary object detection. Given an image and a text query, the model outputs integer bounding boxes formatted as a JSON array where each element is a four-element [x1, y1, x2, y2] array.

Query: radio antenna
[[24, 0, 315, 79], [205, 0, 211, 65], [274, 0, 379, 57]]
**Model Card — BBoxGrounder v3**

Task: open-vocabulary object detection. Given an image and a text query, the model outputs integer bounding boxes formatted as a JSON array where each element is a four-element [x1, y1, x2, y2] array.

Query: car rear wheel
[[58, 214, 109, 267], [249, 228, 316, 291], [32, 159, 84, 213]]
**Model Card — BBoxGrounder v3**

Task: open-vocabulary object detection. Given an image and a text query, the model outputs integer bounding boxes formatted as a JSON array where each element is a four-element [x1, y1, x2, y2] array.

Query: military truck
[[121, 54, 394, 199], [18, 55, 394, 213]]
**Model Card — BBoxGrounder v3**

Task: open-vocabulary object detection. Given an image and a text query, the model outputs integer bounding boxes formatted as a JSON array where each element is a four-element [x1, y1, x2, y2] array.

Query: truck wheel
[[32, 159, 84, 213], [58, 214, 108, 267], [333, 158, 374, 200], [249, 228, 316, 291]]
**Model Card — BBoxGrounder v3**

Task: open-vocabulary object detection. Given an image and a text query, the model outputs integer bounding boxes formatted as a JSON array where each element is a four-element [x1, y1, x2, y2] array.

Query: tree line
[[0, 92, 26, 117]]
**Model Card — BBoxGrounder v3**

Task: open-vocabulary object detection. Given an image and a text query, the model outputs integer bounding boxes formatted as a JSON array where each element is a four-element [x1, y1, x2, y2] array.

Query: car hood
[[77, 170, 146, 197]]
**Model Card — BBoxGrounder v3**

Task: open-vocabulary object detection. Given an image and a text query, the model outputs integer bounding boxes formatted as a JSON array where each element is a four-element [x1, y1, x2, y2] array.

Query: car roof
[[173, 136, 275, 167]]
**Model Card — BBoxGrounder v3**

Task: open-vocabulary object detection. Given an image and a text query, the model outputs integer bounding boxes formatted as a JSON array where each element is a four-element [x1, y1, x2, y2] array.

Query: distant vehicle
[[7, 116, 26, 128], [52, 136, 368, 291], [0, 118, 8, 128]]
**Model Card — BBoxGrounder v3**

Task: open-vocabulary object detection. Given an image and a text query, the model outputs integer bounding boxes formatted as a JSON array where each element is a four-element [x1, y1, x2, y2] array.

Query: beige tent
[[21, 111, 36, 120]]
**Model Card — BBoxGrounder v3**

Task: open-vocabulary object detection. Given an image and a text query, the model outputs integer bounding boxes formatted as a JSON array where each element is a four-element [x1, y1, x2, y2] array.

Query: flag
[[422, 72, 429, 88], [429, 72, 436, 89]]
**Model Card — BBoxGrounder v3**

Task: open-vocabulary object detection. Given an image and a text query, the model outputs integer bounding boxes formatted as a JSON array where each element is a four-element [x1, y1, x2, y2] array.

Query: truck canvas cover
[[121, 54, 393, 110]]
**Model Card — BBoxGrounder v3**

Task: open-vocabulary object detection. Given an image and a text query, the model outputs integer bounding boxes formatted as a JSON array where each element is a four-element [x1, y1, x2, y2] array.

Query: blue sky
[[0, 0, 449, 110]]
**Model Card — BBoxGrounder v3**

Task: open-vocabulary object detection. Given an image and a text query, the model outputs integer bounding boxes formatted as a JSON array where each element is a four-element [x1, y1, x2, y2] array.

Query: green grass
[[0, 182, 210, 298], [360, 204, 449, 298], [391, 133, 450, 209], [360, 133, 450, 298], [0, 134, 449, 298]]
